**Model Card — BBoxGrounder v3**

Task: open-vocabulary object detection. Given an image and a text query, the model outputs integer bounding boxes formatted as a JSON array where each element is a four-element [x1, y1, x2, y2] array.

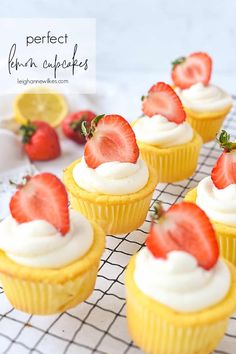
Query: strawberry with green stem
[[20, 121, 61, 161], [146, 201, 219, 270], [171, 52, 212, 89], [10, 173, 70, 235], [81, 114, 139, 169], [211, 130, 236, 189]]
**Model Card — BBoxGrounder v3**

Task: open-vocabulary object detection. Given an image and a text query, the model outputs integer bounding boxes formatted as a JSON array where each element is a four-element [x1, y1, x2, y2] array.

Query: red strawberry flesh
[[21, 121, 61, 161], [171, 52, 212, 89], [211, 151, 236, 189], [10, 173, 70, 235], [146, 202, 219, 270], [142, 82, 186, 123], [84, 114, 139, 169]]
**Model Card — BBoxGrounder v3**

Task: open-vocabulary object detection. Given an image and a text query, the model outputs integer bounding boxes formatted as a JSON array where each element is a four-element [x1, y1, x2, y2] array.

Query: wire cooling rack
[[0, 103, 236, 354]]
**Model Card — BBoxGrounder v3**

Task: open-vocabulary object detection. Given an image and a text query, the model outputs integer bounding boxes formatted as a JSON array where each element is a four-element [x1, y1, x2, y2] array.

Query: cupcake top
[[134, 202, 231, 312], [133, 82, 193, 148], [196, 130, 236, 226], [0, 173, 93, 268], [73, 114, 149, 195], [172, 52, 232, 112]]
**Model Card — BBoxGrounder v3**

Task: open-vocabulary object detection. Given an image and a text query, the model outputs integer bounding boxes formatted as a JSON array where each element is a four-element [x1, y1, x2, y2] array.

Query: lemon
[[14, 87, 68, 127]]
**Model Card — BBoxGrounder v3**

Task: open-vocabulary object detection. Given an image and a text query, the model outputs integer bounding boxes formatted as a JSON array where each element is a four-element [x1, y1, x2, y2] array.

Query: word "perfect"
[[26, 31, 68, 46]]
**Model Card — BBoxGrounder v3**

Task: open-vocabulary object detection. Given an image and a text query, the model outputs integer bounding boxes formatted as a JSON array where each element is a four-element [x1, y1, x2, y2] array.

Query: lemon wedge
[[14, 87, 68, 127]]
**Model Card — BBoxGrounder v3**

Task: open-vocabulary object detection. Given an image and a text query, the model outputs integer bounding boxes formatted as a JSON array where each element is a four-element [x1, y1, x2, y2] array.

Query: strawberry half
[[211, 130, 236, 189], [83, 114, 139, 169], [142, 82, 186, 123], [171, 52, 212, 89], [146, 202, 219, 270], [10, 173, 70, 235]]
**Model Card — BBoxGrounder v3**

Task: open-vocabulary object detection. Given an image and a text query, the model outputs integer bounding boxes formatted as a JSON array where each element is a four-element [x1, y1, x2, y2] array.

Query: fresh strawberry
[[142, 82, 186, 123], [211, 130, 236, 189], [20, 121, 61, 161], [146, 202, 219, 270], [171, 52, 212, 89], [82, 114, 139, 169], [62, 110, 96, 144], [10, 173, 69, 235]]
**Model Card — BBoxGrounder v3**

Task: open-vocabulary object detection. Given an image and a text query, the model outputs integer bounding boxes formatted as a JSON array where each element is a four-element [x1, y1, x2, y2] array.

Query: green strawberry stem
[[81, 114, 105, 139], [80, 120, 88, 137], [141, 95, 146, 101], [171, 56, 186, 69], [9, 175, 31, 189], [70, 116, 86, 132], [216, 130, 236, 152], [20, 121, 36, 144], [152, 203, 165, 221]]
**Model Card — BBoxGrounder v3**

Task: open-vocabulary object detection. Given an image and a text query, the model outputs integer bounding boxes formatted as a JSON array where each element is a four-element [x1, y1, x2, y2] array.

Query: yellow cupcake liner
[[185, 188, 236, 265], [0, 222, 105, 315], [134, 132, 202, 183], [184, 105, 232, 143], [63, 161, 158, 235], [125, 255, 236, 354]]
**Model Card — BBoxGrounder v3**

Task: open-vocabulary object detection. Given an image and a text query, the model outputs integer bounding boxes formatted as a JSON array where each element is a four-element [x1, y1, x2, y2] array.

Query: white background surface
[[1, 0, 236, 77]]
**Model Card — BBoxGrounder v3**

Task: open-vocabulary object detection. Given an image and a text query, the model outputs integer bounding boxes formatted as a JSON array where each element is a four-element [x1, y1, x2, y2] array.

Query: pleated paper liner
[[125, 254, 236, 354], [184, 105, 232, 143], [185, 188, 236, 266], [63, 161, 158, 235], [137, 132, 202, 183], [0, 222, 105, 315]]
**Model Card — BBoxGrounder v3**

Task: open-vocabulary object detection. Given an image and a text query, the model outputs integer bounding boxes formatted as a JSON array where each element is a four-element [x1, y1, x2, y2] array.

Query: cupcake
[[172, 52, 232, 142], [0, 173, 105, 315], [64, 114, 158, 235], [132, 82, 202, 182], [185, 130, 236, 264], [125, 201, 236, 354]]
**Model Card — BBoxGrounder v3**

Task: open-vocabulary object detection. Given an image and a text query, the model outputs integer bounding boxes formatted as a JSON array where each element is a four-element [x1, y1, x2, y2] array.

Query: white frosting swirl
[[134, 248, 230, 312], [175, 83, 232, 113], [73, 157, 149, 195], [196, 176, 236, 227], [133, 115, 193, 147], [0, 210, 93, 268]]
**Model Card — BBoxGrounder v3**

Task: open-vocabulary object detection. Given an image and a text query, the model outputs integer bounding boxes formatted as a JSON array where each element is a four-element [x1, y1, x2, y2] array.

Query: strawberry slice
[[146, 202, 219, 270], [10, 173, 70, 235], [83, 114, 139, 169], [211, 130, 236, 189], [142, 82, 186, 123], [171, 52, 212, 89], [211, 152, 236, 189]]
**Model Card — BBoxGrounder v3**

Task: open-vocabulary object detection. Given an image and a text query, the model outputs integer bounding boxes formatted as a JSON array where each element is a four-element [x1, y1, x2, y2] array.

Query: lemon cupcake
[[125, 201, 236, 354], [64, 114, 158, 235], [132, 82, 202, 182], [0, 173, 105, 315], [172, 52, 232, 142], [185, 130, 236, 264]]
